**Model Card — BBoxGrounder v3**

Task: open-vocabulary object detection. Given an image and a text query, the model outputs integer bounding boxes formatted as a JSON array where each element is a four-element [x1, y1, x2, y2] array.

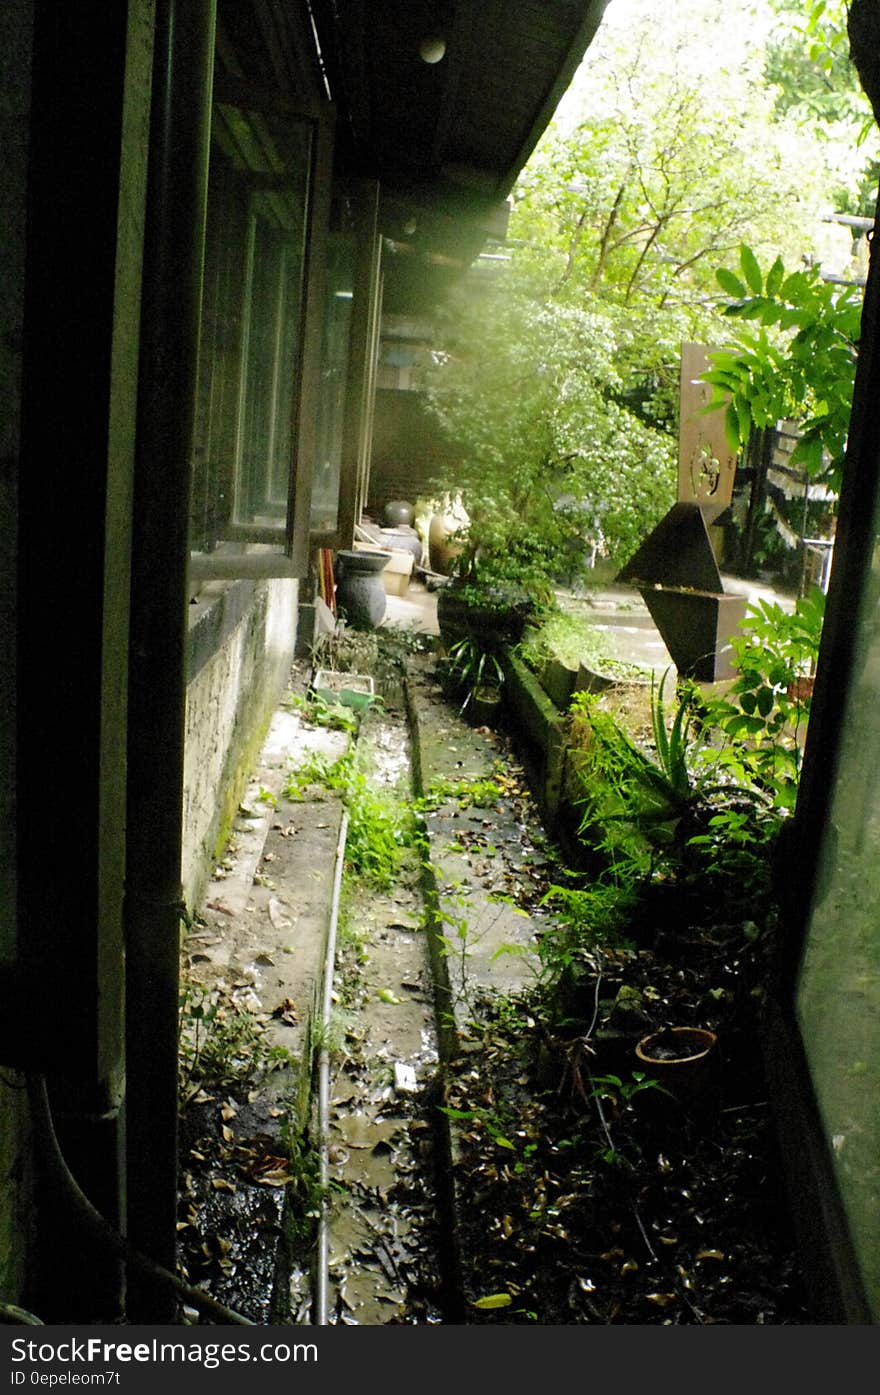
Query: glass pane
[[190, 104, 312, 561], [310, 235, 355, 535], [796, 538, 880, 1317]]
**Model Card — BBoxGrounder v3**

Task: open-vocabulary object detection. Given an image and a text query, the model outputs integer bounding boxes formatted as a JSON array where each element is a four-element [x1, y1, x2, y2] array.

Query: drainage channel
[[310, 681, 448, 1325], [178, 653, 449, 1326]]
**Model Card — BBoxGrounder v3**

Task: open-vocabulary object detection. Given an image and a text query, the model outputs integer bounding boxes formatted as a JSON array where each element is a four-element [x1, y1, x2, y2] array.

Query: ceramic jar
[[383, 499, 414, 528], [334, 549, 391, 629]]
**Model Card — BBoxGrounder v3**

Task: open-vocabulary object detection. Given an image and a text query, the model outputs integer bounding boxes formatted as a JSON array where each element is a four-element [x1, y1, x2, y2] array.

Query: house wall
[[182, 579, 299, 912], [368, 387, 463, 520]]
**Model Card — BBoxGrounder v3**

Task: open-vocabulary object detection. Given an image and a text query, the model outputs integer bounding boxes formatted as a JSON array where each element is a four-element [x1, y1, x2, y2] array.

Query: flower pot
[[468, 682, 503, 727], [334, 549, 391, 629], [635, 1026, 718, 1111], [436, 585, 533, 648]]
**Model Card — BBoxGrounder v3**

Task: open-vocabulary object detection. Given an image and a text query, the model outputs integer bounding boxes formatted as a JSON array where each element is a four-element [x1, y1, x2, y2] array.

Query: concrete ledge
[[502, 652, 566, 826]]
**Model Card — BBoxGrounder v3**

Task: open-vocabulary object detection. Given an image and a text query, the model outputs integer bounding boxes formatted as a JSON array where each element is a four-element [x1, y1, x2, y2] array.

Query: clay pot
[[428, 513, 466, 574], [635, 1026, 718, 1111], [334, 549, 391, 629], [383, 499, 415, 528]]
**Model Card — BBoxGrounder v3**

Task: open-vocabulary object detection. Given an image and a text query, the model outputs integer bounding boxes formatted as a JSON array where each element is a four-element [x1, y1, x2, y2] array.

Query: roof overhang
[[309, 0, 609, 310]]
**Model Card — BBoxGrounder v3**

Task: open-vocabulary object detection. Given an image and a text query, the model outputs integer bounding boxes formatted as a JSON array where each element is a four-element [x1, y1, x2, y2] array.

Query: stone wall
[[182, 578, 299, 912]]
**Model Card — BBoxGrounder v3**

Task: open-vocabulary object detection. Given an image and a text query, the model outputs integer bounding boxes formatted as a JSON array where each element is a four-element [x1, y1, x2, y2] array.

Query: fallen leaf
[[471, 1293, 512, 1310], [211, 1178, 236, 1193], [272, 998, 298, 1025]]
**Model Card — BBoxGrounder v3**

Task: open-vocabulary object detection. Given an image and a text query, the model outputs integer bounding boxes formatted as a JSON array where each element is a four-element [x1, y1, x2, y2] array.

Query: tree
[[765, 0, 880, 215], [420, 0, 872, 576]]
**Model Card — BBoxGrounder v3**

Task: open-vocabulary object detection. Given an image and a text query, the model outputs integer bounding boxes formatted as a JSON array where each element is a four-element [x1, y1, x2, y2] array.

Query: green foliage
[[552, 591, 826, 998], [445, 635, 505, 713], [417, 774, 503, 813], [421, 0, 865, 576], [284, 750, 415, 890], [283, 690, 360, 733], [589, 1071, 670, 1111], [566, 673, 708, 875], [516, 609, 610, 676], [703, 586, 825, 809], [702, 244, 862, 488], [178, 979, 295, 1101], [765, 0, 880, 191]]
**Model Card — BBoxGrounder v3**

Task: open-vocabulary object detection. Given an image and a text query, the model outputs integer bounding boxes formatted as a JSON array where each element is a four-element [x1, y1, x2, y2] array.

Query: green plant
[[589, 1071, 671, 1114], [178, 980, 295, 1103], [283, 690, 359, 733], [702, 244, 861, 490], [284, 750, 415, 889], [702, 586, 825, 809], [567, 673, 706, 873], [445, 634, 506, 713], [416, 774, 504, 812], [439, 1102, 518, 1152], [516, 609, 609, 675]]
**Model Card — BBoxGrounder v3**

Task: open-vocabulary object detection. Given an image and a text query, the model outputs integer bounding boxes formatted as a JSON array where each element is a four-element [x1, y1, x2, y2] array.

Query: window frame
[[189, 75, 335, 580]]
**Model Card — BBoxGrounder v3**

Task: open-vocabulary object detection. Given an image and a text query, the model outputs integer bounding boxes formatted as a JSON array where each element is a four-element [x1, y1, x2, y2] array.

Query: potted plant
[[435, 528, 556, 648], [444, 635, 506, 724]]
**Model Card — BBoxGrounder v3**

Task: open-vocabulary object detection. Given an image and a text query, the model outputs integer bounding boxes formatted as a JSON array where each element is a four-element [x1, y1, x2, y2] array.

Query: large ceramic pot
[[335, 549, 391, 629], [379, 526, 423, 568], [428, 512, 466, 574], [436, 583, 535, 648], [383, 499, 414, 528]]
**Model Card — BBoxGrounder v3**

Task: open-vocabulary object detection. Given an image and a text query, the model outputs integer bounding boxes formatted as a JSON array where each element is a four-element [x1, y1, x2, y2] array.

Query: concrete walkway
[[179, 567, 797, 1322]]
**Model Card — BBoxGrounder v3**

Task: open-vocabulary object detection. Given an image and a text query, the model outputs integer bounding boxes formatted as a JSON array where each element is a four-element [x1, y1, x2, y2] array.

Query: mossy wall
[[182, 578, 299, 912]]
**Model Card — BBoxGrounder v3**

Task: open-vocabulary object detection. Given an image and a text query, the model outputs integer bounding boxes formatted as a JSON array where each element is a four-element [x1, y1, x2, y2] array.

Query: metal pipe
[[125, 0, 216, 1321], [314, 807, 349, 1326]]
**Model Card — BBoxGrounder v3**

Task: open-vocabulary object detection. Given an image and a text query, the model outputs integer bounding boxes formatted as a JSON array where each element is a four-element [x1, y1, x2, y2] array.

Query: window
[[310, 179, 383, 549], [309, 233, 355, 537], [189, 81, 333, 578]]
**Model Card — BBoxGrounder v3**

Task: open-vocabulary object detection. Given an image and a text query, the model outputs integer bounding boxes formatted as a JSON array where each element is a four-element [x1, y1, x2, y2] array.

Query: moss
[[210, 697, 277, 867]]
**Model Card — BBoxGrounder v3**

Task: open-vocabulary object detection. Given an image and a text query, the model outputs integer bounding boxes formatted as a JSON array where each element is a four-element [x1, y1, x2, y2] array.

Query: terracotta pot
[[635, 1026, 718, 1110]]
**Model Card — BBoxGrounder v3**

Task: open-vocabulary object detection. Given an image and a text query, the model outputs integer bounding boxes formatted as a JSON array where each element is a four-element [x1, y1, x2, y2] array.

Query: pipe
[[125, 0, 216, 1320], [314, 807, 349, 1326], [25, 1075, 255, 1326]]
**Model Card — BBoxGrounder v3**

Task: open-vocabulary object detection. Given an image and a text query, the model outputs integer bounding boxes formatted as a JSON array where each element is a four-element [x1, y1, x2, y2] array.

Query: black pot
[[335, 549, 391, 629], [436, 585, 533, 647]]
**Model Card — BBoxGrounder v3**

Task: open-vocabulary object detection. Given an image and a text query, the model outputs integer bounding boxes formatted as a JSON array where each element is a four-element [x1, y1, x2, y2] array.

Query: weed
[[417, 774, 503, 812], [285, 749, 416, 889], [516, 609, 609, 675], [178, 978, 296, 1103], [439, 1103, 518, 1152], [283, 690, 359, 733]]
